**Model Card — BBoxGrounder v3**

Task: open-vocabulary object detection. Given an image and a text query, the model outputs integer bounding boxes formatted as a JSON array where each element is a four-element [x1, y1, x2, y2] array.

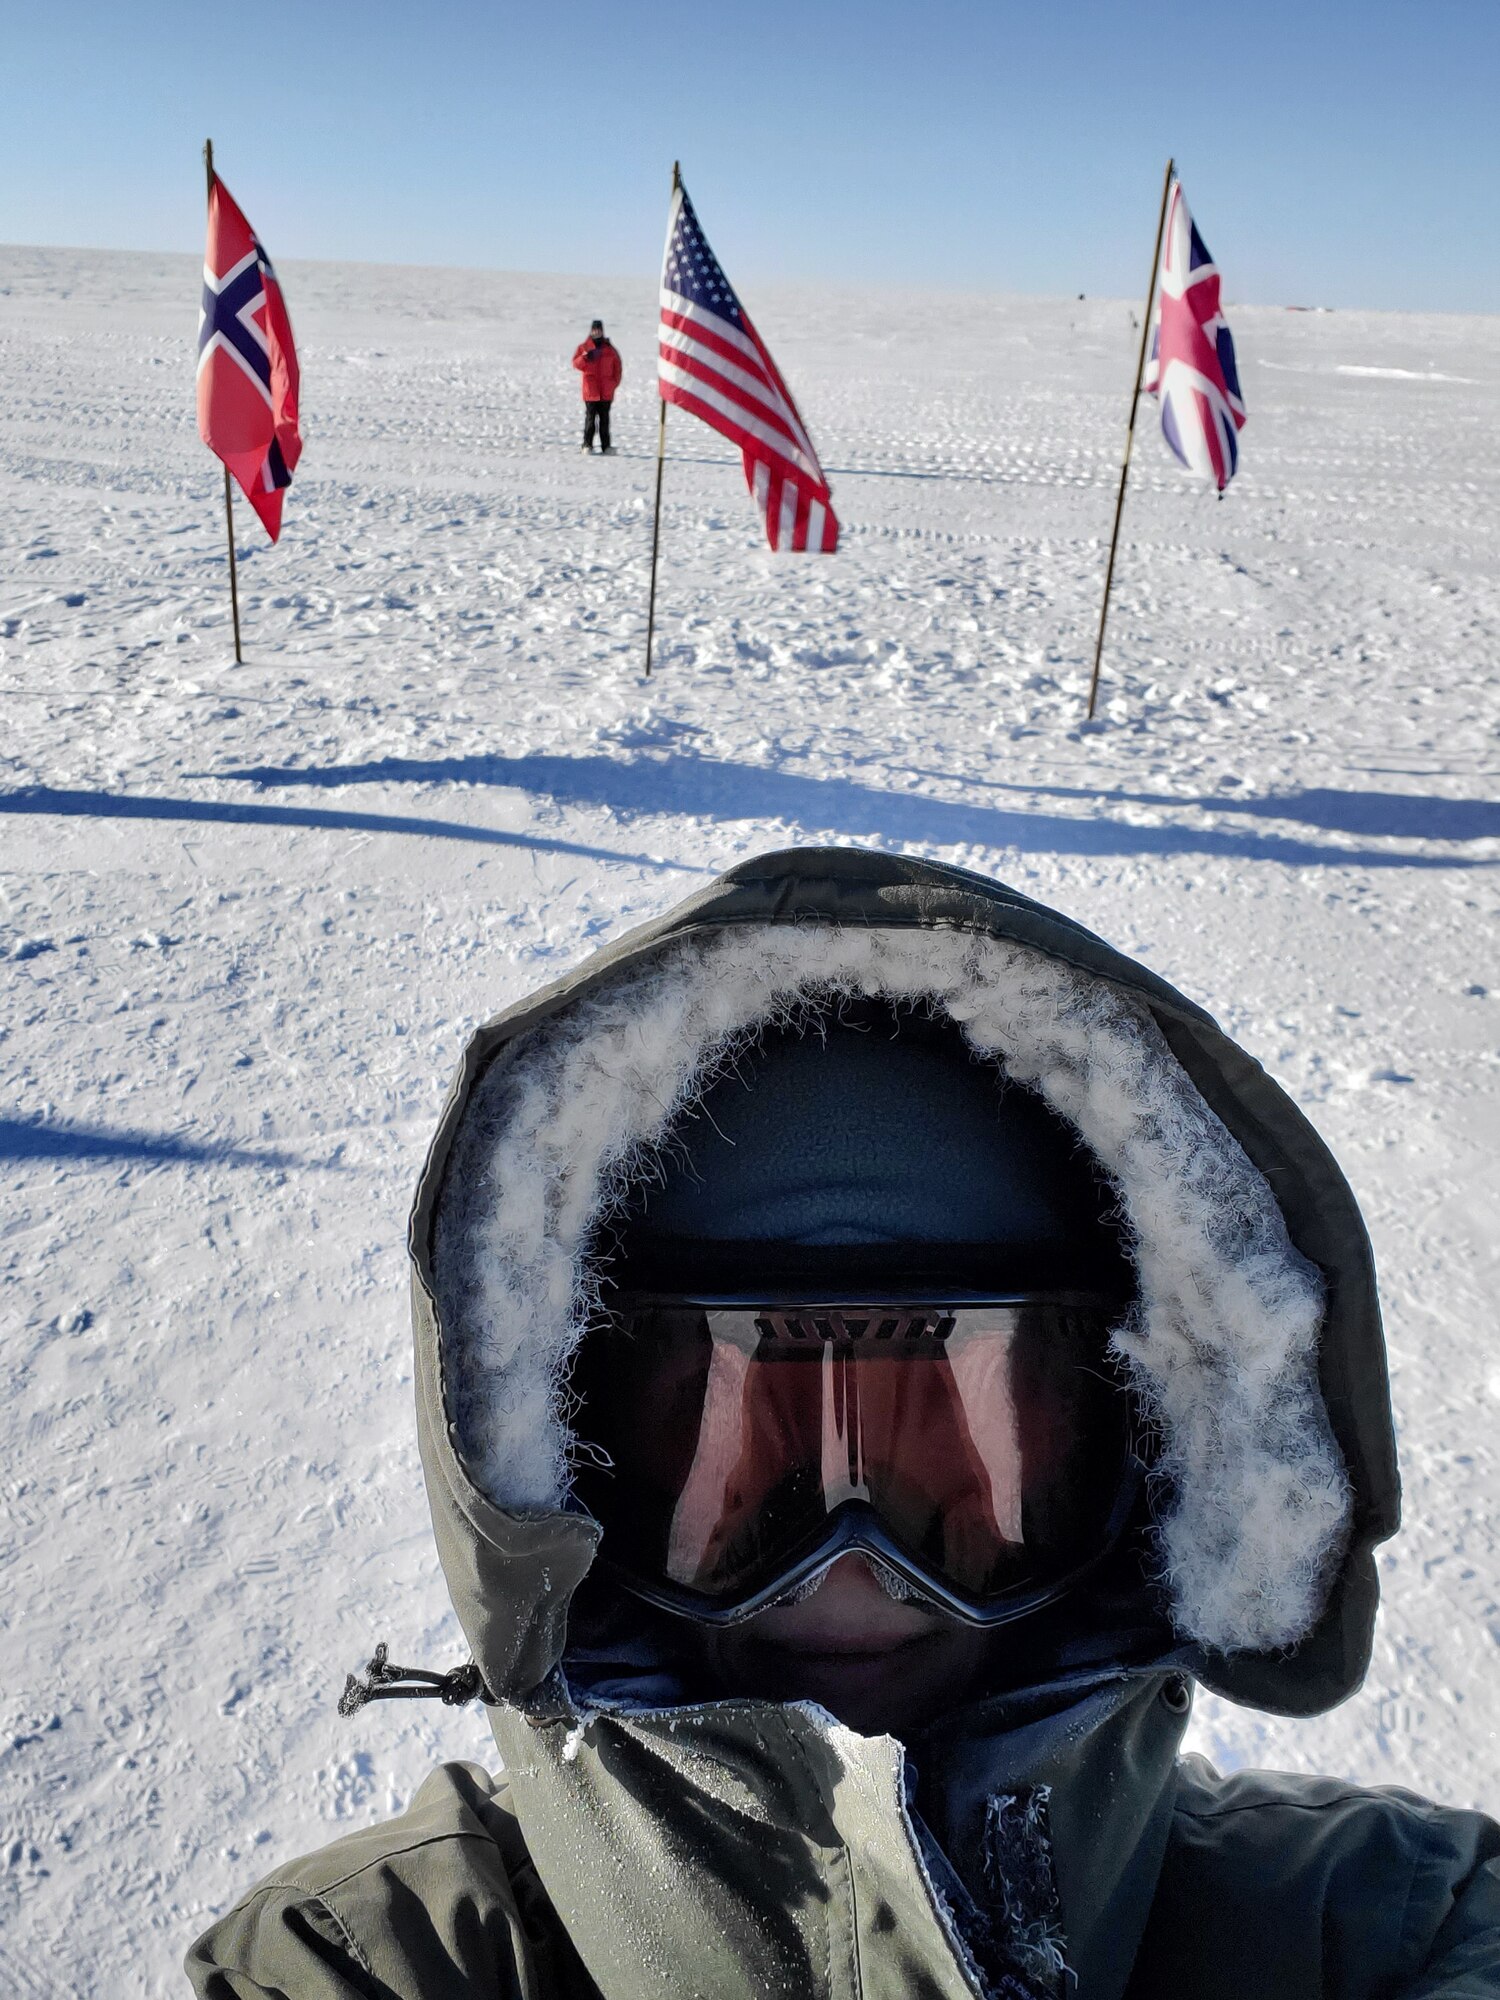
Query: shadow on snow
[[186, 753, 1499, 870], [902, 772, 1500, 845], [0, 787, 701, 873], [0, 1115, 310, 1169]]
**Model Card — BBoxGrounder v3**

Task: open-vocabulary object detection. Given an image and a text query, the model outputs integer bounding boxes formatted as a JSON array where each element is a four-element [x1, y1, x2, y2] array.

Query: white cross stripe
[[197, 244, 271, 404], [201, 248, 260, 297], [197, 339, 274, 406]]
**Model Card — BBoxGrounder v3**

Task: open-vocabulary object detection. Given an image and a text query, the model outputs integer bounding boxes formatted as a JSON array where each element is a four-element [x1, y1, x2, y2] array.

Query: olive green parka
[[187, 849, 1500, 2000]]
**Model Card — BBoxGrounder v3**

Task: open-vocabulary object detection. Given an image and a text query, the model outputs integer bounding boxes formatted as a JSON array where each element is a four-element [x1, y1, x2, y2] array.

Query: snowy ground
[[1, 243, 1497, 1996]]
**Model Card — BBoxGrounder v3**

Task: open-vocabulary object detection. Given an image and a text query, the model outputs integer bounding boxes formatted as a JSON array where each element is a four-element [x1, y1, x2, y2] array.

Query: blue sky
[[4, 0, 1497, 311]]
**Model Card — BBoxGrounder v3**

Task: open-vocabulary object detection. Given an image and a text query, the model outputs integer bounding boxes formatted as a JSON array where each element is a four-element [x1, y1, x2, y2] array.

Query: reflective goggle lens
[[570, 1296, 1133, 1618]]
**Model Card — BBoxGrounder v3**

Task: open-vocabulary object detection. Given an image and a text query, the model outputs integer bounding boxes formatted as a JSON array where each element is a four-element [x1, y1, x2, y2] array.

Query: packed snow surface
[[2, 245, 1497, 1996]]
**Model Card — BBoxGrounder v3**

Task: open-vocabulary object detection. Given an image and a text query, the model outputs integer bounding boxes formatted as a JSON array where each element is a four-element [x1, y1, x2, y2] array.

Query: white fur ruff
[[434, 925, 1351, 1654]]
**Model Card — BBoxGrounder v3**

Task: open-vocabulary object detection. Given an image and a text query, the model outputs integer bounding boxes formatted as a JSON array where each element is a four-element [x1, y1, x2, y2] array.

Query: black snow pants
[[583, 400, 613, 451]]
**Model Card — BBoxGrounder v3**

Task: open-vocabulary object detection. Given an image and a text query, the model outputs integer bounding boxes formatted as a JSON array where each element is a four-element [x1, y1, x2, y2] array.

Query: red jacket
[[572, 337, 622, 402]]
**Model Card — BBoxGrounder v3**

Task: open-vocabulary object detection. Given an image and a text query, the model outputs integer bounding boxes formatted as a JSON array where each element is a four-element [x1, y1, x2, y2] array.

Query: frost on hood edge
[[434, 923, 1352, 1656]]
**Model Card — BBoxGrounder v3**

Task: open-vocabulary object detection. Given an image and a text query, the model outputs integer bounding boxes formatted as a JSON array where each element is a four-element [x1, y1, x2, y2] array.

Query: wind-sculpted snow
[[0, 245, 1497, 1996]]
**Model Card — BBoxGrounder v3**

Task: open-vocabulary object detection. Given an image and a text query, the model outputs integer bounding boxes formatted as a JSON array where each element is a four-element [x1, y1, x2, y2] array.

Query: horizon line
[[3, 239, 1497, 324]]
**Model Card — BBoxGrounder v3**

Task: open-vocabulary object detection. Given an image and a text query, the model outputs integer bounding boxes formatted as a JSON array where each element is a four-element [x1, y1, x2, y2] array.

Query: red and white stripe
[[657, 193, 838, 552]]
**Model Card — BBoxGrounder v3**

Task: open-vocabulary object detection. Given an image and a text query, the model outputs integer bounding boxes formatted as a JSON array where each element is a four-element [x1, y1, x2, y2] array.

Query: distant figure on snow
[[572, 319, 622, 454]]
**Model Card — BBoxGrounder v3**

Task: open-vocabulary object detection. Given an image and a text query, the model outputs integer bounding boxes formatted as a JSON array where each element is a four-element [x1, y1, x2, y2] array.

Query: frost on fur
[[432, 925, 1352, 1655]]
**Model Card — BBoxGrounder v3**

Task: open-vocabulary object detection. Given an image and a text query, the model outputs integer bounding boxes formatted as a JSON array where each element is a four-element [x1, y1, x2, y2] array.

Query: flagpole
[[1085, 155, 1173, 722], [204, 137, 244, 666], [643, 159, 681, 679], [221, 465, 244, 666], [643, 401, 668, 679]]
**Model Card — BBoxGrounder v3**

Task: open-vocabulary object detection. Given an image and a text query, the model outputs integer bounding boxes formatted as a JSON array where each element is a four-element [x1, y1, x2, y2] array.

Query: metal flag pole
[[643, 160, 681, 678], [1085, 155, 1174, 722], [203, 137, 244, 665]]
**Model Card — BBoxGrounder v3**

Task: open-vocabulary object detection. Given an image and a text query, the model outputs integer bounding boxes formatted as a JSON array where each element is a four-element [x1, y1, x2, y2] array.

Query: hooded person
[[187, 848, 1500, 1999], [573, 318, 622, 454]]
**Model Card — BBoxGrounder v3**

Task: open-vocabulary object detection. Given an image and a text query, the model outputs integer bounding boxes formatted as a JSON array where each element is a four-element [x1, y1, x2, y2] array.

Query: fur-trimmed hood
[[193, 858, 1489, 2000], [401, 848, 1401, 2000], [411, 846, 1397, 1717]]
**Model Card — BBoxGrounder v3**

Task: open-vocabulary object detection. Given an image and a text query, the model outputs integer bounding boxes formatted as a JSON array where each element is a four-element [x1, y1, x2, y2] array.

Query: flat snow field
[[2, 244, 1498, 1996]]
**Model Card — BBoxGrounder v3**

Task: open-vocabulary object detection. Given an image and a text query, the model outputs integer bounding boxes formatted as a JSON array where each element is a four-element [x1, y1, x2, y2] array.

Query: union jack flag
[[1143, 179, 1245, 492], [197, 174, 302, 541], [658, 180, 838, 552]]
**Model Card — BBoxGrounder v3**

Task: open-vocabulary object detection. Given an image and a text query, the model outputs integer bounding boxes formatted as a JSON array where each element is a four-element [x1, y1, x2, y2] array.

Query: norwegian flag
[[1143, 179, 1245, 491], [658, 181, 838, 552], [197, 174, 301, 540]]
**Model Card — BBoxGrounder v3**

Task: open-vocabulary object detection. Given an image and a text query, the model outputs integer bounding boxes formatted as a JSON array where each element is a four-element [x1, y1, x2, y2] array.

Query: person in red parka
[[572, 319, 623, 454]]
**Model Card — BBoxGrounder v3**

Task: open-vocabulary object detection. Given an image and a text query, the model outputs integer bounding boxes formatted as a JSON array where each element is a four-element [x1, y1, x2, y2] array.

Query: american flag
[[1143, 179, 1245, 492], [658, 180, 838, 552], [197, 173, 302, 540]]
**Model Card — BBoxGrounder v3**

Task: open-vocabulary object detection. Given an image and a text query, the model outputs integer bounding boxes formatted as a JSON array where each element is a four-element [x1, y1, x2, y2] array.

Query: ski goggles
[[569, 1293, 1143, 1627]]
